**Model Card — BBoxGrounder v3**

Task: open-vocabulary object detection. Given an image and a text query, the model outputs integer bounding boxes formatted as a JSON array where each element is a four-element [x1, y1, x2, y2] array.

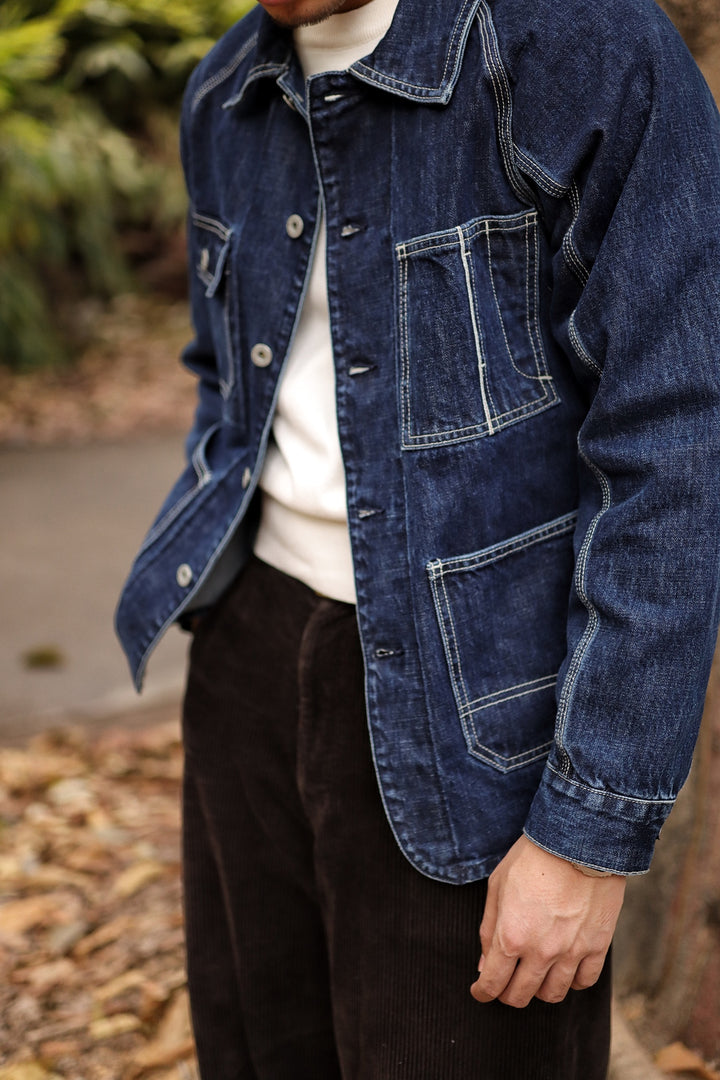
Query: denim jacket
[[116, 0, 720, 880]]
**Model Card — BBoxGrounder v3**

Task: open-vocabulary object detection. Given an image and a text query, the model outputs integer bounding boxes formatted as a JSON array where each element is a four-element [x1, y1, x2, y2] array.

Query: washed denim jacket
[[116, 0, 720, 881]]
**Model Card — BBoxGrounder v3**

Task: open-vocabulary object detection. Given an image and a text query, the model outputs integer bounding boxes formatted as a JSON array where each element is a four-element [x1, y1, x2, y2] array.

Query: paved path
[[0, 435, 189, 742]]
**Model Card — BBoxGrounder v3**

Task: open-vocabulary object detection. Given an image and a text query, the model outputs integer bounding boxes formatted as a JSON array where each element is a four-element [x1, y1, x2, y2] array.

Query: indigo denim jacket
[[116, 0, 720, 881]]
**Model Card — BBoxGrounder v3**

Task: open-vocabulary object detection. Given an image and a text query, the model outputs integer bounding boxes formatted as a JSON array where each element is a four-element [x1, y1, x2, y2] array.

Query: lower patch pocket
[[427, 511, 577, 772]]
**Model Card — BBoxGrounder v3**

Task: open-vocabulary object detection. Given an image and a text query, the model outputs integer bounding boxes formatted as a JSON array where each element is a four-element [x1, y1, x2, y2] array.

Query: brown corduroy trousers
[[181, 555, 612, 1079]]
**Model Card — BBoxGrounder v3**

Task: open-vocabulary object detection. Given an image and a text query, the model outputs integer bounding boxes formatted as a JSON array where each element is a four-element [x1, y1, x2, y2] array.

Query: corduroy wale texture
[[181, 557, 612, 1079]]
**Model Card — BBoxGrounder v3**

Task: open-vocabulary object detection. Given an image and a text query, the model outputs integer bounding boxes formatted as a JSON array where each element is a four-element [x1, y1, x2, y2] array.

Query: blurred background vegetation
[[0, 0, 717, 373], [0, 0, 252, 372]]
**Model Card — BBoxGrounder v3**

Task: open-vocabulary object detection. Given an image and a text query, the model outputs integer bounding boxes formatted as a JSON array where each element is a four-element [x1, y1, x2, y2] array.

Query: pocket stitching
[[190, 212, 241, 421], [397, 210, 558, 449], [427, 510, 577, 771]]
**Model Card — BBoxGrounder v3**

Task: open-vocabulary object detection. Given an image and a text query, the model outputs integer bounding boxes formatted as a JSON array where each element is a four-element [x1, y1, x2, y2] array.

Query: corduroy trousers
[[181, 555, 612, 1079]]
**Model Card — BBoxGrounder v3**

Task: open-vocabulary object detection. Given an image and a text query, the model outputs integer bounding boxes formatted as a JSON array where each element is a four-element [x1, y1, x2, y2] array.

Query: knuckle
[[537, 987, 569, 1004], [535, 943, 559, 967], [498, 931, 523, 958]]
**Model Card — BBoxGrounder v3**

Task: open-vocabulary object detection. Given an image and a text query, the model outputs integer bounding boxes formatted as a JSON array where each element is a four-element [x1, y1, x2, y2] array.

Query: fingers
[[570, 953, 606, 992], [470, 948, 518, 1003], [472, 949, 606, 1008], [468, 837, 624, 1008]]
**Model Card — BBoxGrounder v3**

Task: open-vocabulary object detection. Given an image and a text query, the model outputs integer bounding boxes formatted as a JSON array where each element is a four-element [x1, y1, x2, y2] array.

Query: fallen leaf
[[124, 992, 194, 1077], [0, 894, 74, 934], [113, 861, 165, 899], [655, 1041, 720, 1079], [0, 750, 86, 793], [89, 1013, 143, 1040], [21, 865, 97, 897], [125, 1036, 196, 1078], [47, 919, 89, 955], [0, 1066, 60, 1080], [95, 968, 152, 1003], [21, 646, 66, 670], [12, 958, 77, 993], [154, 989, 193, 1047], [46, 777, 94, 811], [37, 1040, 84, 1064], [73, 914, 132, 957]]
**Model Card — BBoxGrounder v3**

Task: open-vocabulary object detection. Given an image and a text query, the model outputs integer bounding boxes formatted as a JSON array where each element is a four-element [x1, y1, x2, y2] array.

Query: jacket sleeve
[[177, 62, 225, 463], [501, 1, 720, 873]]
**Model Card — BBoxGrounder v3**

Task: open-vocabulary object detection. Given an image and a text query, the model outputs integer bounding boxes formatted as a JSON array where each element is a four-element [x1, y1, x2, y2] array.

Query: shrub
[[0, 0, 252, 371]]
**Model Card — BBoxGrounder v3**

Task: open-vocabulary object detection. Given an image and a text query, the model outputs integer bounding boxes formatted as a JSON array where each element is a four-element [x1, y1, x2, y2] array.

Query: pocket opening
[[427, 511, 577, 772], [396, 210, 558, 450]]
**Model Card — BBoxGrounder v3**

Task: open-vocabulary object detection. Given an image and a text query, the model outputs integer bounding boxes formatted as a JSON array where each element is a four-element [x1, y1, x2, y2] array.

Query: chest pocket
[[190, 211, 243, 428], [396, 210, 558, 449]]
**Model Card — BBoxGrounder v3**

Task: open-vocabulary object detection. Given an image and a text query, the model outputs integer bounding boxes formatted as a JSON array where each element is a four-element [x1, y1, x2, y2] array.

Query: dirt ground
[[0, 297, 195, 449], [0, 706, 200, 1079]]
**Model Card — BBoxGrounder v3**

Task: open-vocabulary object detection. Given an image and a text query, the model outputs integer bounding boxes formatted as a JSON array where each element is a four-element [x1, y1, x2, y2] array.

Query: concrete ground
[[0, 435, 189, 743]]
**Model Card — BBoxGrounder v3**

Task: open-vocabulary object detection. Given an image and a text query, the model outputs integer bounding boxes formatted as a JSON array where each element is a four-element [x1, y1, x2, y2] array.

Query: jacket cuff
[[523, 763, 674, 875]]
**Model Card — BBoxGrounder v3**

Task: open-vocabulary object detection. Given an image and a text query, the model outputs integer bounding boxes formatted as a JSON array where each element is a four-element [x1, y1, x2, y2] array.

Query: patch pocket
[[396, 210, 558, 449], [190, 211, 243, 426], [427, 511, 577, 772]]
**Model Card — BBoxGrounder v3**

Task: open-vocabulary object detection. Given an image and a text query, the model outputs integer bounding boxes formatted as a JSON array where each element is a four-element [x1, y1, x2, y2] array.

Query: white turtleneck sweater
[[253, 0, 400, 604]]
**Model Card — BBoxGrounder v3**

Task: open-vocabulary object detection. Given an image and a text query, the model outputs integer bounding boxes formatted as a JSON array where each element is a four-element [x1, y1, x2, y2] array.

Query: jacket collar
[[222, 0, 481, 110]]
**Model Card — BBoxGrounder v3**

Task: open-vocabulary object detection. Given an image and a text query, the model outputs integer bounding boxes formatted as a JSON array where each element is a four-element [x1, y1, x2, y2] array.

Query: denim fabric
[[116, 0, 720, 880]]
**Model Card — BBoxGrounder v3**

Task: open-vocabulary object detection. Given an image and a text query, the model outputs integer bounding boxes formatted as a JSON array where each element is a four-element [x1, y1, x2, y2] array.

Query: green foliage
[[0, 0, 253, 371]]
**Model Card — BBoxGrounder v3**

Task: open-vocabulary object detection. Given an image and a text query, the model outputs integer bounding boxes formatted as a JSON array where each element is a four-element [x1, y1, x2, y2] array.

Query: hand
[[470, 835, 626, 1008]]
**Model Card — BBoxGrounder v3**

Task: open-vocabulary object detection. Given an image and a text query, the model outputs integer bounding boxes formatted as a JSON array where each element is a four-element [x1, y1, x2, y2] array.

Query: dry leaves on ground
[[656, 1042, 720, 1080], [0, 719, 199, 1080]]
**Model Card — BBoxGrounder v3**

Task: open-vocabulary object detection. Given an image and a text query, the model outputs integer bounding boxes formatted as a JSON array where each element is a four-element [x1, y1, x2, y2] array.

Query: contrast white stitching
[[191, 212, 232, 241], [476, 3, 532, 205], [432, 511, 578, 574], [569, 311, 603, 376], [546, 763, 675, 806], [463, 674, 557, 711], [191, 34, 258, 111], [396, 209, 559, 449], [428, 564, 476, 753], [554, 451, 610, 765], [352, 0, 477, 95], [459, 225, 495, 433]]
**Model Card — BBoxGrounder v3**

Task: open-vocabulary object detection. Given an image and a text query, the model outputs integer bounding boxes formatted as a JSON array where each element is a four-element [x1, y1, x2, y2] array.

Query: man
[[115, 0, 720, 1075]]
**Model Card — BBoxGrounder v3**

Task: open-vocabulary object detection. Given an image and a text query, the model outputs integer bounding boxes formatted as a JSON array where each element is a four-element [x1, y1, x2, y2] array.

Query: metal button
[[176, 564, 193, 588], [286, 214, 304, 239], [242, 467, 252, 489], [251, 343, 273, 368]]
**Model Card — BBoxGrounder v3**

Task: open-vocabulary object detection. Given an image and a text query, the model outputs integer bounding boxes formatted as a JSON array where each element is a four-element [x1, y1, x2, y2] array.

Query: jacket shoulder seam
[[513, 145, 591, 286], [191, 31, 259, 113]]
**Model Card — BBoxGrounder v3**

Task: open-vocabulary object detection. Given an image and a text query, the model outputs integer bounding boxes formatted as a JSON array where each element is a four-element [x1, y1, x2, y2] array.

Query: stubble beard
[[265, 0, 366, 29]]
